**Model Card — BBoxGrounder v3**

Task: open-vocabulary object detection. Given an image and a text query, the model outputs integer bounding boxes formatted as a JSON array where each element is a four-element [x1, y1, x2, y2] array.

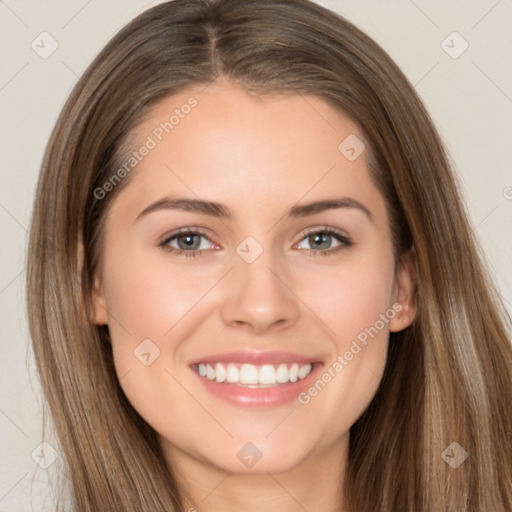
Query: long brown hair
[[26, 0, 512, 510]]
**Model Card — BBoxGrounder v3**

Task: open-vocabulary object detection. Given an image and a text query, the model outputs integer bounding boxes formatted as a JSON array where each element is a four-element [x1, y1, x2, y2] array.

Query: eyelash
[[159, 226, 353, 258]]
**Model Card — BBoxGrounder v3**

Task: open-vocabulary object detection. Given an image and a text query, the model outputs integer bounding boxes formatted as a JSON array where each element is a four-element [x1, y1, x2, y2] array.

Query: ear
[[389, 246, 417, 333], [91, 273, 109, 325], [78, 239, 109, 326]]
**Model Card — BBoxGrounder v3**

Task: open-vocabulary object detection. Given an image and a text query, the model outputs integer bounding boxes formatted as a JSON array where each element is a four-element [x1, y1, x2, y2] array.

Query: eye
[[159, 226, 353, 258], [295, 227, 353, 256], [159, 228, 216, 258]]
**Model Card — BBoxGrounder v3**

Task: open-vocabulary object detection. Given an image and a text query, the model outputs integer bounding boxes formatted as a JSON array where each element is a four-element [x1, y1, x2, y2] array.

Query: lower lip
[[190, 363, 323, 408]]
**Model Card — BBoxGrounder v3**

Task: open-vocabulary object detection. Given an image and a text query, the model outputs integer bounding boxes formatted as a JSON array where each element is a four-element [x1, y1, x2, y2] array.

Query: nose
[[220, 244, 300, 334]]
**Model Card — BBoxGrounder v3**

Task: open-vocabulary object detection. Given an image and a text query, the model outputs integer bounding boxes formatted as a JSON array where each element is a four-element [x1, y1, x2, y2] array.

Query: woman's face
[[92, 77, 415, 476]]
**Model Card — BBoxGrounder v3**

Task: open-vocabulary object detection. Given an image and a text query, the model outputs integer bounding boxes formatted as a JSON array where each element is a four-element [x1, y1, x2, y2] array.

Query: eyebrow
[[135, 196, 374, 223]]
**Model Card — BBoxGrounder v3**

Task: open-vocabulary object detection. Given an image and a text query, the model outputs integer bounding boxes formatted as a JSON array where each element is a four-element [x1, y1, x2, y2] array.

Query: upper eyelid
[[160, 227, 216, 245]]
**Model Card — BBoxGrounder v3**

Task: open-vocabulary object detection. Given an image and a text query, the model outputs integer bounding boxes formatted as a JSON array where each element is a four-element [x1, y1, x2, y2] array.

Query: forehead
[[112, 79, 386, 225]]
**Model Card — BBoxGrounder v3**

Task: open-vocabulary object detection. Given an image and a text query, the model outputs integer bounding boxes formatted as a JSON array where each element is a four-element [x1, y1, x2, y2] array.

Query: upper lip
[[188, 350, 322, 366]]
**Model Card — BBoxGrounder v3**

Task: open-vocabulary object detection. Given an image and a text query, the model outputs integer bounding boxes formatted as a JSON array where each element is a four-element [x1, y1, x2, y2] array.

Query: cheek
[[291, 248, 395, 427], [101, 256, 195, 431], [103, 250, 218, 343], [100, 251, 221, 417], [298, 249, 396, 346]]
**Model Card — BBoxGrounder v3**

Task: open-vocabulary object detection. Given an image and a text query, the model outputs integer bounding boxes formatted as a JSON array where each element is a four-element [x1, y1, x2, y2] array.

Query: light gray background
[[1, 0, 511, 510]]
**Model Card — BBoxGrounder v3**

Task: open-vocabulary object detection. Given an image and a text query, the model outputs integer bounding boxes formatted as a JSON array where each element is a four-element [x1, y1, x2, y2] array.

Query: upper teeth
[[197, 362, 313, 386]]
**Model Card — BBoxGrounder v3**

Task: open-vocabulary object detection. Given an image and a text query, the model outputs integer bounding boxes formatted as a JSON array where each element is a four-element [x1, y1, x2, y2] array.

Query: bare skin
[[92, 76, 416, 512]]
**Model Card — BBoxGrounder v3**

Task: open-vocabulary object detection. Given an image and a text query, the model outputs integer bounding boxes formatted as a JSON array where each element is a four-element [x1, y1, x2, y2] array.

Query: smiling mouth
[[191, 362, 315, 387]]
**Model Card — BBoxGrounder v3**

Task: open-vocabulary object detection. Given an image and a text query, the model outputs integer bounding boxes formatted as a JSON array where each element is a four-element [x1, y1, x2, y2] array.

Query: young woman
[[26, 0, 512, 511]]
